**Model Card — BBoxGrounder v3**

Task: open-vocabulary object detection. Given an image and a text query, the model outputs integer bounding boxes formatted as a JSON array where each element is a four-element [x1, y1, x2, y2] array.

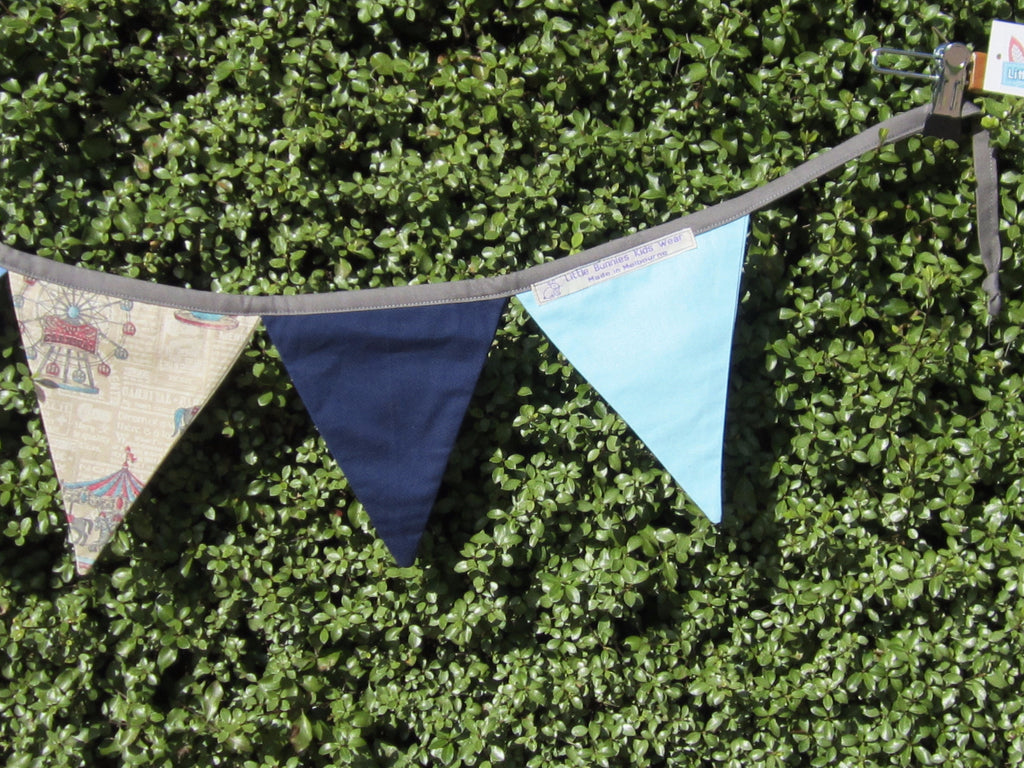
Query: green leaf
[[203, 681, 224, 721], [291, 712, 313, 753]]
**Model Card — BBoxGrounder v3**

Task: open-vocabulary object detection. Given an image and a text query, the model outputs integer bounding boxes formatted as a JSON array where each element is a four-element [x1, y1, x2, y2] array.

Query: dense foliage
[[2, 0, 1024, 765]]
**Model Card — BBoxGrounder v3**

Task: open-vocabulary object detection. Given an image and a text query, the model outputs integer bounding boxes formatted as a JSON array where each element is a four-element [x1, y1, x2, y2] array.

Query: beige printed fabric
[[8, 274, 258, 574]]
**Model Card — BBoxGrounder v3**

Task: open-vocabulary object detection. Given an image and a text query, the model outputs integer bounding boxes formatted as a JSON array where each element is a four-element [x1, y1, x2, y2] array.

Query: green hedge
[[2, 0, 1024, 765]]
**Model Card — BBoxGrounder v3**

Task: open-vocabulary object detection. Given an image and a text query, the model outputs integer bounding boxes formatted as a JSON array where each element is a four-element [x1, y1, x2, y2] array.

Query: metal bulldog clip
[[871, 42, 987, 138]]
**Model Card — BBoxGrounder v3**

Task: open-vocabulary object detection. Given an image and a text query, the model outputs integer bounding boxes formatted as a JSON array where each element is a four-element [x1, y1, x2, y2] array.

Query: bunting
[[516, 217, 749, 521], [6, 274, 258, 573], [265, 299, 507, 566], [0, 102, 1004, 573]]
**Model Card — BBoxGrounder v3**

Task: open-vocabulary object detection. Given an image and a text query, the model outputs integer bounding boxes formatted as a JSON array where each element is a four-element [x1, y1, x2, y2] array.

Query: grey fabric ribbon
[[971, 123, 1002, 317], [0, 102, 1004, 316]]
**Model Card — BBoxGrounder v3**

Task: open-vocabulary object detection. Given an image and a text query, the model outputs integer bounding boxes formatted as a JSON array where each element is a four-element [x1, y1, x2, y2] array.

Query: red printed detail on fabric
[[43, 315, 99, 353]]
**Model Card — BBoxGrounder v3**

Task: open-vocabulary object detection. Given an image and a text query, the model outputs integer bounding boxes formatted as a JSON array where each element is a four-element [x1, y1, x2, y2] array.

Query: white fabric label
[[531, 228, 697, 304]]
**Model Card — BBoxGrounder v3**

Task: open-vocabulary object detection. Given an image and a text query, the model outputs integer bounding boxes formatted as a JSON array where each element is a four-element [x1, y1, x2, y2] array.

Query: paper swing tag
[[982, 20, 1024, 98]]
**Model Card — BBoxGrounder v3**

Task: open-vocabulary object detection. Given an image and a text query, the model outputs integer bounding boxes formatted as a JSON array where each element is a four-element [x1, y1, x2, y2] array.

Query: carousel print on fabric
[[63, 446, 144, 573], [13, 278, 135, 396], [6, 272, 260, 574], [173, 309, 240, 330]]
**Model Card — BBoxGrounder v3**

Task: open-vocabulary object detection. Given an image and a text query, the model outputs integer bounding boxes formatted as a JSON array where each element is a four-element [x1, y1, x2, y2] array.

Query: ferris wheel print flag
[[6, 273, 259, 574]]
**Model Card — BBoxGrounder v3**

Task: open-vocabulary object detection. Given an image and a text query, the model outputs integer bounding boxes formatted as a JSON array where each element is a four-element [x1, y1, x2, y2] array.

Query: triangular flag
[[264, 299, 506, 566], [7, 274, 258, 574], [516, 216, 749, 522]]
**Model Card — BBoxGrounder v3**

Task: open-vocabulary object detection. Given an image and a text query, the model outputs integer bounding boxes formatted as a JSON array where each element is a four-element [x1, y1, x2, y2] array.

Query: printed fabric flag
[[7, 274, 258, 574], [265, 298, 507, 567], [516, 216, 750, 523]]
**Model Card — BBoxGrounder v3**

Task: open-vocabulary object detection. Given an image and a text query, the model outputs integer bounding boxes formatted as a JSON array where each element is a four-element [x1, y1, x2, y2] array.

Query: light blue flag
[[517, 216, 749, 522]]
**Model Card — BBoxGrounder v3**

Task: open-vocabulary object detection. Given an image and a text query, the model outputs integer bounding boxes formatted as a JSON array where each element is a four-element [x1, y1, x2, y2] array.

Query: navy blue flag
[[264, 299, 507, 566]]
